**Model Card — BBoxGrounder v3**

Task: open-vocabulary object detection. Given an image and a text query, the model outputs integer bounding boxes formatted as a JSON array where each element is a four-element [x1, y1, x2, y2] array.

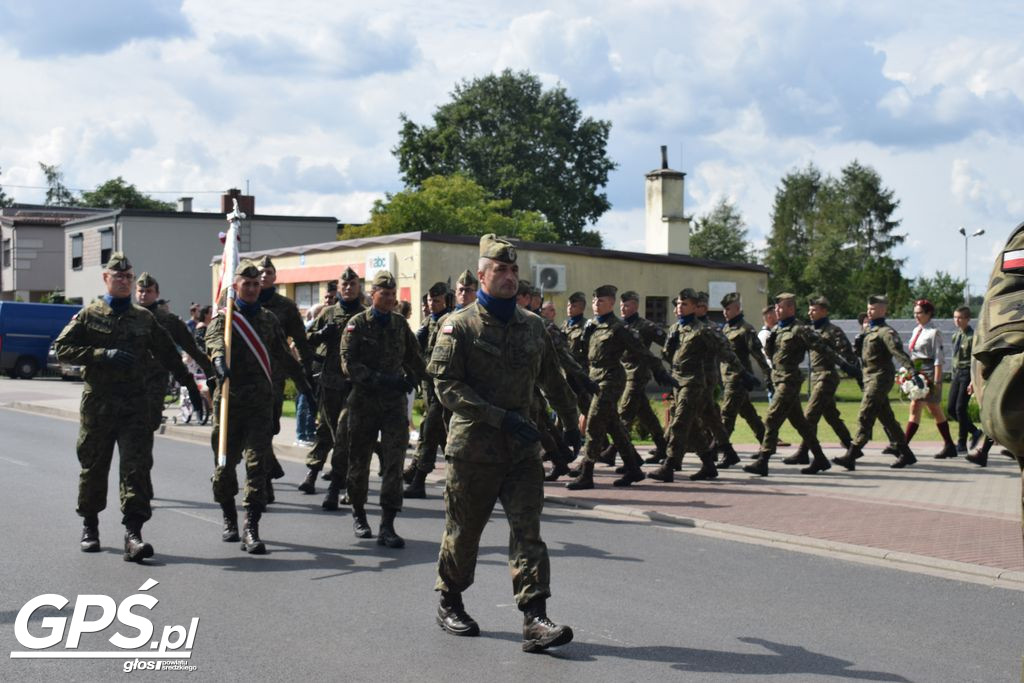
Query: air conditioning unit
[[532, 264, 567, 293]]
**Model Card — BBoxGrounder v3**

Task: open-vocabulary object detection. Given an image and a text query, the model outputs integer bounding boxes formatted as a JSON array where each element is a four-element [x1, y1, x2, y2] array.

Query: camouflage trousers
[[761, 378, 820, 453], [413, 384, 448, 473], [803, 371, 851, 446], [435, 455, 550, 608], [583, 378, 640, 465], [305, 383, 347, 469], [852, 374, 907, 449], [618, 377, 667, 449], [75, 388, 155, 524], [209, 385, 274, 511], [720, 380, 765, 443], [145, 386, 166, 433], [346, 389, 409, 511], [665, 381, 712, 467]]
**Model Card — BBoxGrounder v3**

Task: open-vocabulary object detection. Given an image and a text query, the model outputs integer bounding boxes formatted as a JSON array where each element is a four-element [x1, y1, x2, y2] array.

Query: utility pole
[[959, 227, 985, 304]]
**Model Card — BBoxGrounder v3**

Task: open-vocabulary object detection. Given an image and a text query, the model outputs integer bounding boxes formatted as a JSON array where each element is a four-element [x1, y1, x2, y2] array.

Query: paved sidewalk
[[4, 377, 1021, 587]]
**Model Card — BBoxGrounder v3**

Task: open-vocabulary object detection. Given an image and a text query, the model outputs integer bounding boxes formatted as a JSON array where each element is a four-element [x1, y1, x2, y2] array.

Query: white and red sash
[[229, 311, 272, 385]]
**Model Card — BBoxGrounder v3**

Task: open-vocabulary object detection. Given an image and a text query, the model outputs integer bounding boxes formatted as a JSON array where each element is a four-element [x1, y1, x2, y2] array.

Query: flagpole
[[216, 199, 244, 468]]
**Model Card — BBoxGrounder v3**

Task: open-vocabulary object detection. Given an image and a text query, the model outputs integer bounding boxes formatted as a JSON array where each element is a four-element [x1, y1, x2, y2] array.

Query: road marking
[[153, 505, 221, 526], [0, 454, 28, 466]]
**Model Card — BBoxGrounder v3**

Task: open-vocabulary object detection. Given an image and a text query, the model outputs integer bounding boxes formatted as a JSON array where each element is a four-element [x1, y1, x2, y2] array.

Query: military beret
[[371, 270, 396, 289], [479, 233, 517, 264], [456, 269, 478, 288], [340, 266, 359, 282], [428, 281, 448, 297], [868, 294, 888, 305], [720, 292, 740, 308], [136, 272, 159, 289], [620, 290, 640, 302], [257, 255, 275, 270], [105, 252, 132, 272], [568, 291, 587, 304], [696, 291, 709, 305], [678, 288, 699, 302], [593, 284, 617, 298], [774, 292, 796, 303], [808, 294, 830, 308], [235, 259, 261, 278], [326, 281, 338, 292], [517, 279, 532, 297]]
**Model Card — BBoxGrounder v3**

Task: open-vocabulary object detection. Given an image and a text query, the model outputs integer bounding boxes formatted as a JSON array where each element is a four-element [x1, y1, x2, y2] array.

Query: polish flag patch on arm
[[1003, 249, 1024, 272], [442, 324, 454, 334]]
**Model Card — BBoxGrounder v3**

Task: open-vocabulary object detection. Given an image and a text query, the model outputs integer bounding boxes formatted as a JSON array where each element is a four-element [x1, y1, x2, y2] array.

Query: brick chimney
[[220, 188, 254, 217]]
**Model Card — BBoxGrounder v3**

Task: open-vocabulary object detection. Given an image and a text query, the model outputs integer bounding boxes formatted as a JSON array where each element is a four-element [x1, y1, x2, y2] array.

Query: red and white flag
[[1003, 249, 1024, 272], [213, 200, 244, 307]]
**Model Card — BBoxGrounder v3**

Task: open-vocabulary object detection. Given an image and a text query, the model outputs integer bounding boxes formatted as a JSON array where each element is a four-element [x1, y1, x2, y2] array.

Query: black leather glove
[[401, 374, 419, 393], [213, 356, 230, 380], [187, 384, 205, 423], [205, 375, 217, 394], [741, 370, 762, 391], [654, 367, 680, 389], [320, 324, 339, 346], [101, 349, 136, 368], [501, 411, 541, 445], [564, 427, 582, 454], [582, 376, 601, 395]]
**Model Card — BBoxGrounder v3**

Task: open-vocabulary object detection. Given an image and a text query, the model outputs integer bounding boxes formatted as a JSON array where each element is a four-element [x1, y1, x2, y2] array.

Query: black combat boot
[[298, 467, 320, 494], [967, 438, 993, 467], [437, 591, 480, 637], [934, 442, 958, 459], [521, 598, 573, 653], [221, 500, 240, 542], [240, 509, 266, 554], [404, 469, 428, 499], [80, 515, 100, 553], [891, 445, 917, 469], [377, 508, 405, 548], [743, 453, 770, 477], [783, 443, 810, 465], [544, 460, 570, 482], [596, 444, 618, 467], [690, 450, 719, 481], [612, 452, 646, 487], [881, 444, 899, 456], [644, 447, 666, 465], [352, 505, 373, 539], [321, 482, 342, 510], [123, 519, 154, 563], [832, 444, 863, 471], [565, 461, 594, 490], [801, 444, 832, 474], [402, 461, 419, 485], [716, 444, 741, 469], [648, 459, 675, 482]]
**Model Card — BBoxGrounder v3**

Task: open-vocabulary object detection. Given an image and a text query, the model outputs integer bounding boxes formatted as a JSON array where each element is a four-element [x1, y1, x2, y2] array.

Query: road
[[0, 408, 1020, 682]]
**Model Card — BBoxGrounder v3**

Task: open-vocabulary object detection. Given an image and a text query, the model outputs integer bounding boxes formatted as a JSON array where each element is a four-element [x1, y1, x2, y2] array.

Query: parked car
[[0, 301, 80, 379], [47, 345, 84, 380]]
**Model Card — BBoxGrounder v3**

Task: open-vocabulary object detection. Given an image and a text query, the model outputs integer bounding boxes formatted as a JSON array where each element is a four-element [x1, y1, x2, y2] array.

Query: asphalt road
[[1, 408, 1020, 682]]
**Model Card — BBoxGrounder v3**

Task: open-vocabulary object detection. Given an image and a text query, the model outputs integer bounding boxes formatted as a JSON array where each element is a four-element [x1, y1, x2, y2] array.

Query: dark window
[[71, 234, 83, 270], [645, 296, 668, 326], [100, 229, 113, 265], [2, 239, 10, 268]]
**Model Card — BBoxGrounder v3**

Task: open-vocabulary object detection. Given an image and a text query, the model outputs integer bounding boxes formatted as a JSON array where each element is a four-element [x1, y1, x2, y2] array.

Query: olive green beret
[[479, 233, 517, 264], [808, 294, 830, 308], [340, 266, 359, 282], [456, 269, 478, 288], [620, 290, 639, 302], [568, 291, 587, 304], [678, 288, 699, 302], [136, 272, 158, 289], [235, 259, 261, 278], [696, 291, 709, 305], [593, 284, 617, 298], [517, 279, 532, 297], [428, 281, 448, 297], [868, 294, 888, 305], [720, 292, 740, 308], [257, 255, 275, 270], [774, 292, 796, 303], [371, 270, 396, 289], [105, 252, 132, 272]]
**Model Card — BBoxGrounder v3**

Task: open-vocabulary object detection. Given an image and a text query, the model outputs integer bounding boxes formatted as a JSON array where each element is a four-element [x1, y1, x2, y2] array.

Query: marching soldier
[[54, 253, 203, 562], [429, 234, 580, 651], [717, 292, 772, 467], [744, 293, 860, 477], [300, 267, 364, 505], [832, 295, 916, 471], [616, 291, 670, 462], [783, 295, 857, 466], [207, 260, 314, 554], [134, 272, 214, 432], [341, 271, 426, 548], [563, 291, 592, 417], [949, 306, 983, 454], [695, 292, 749, 467]]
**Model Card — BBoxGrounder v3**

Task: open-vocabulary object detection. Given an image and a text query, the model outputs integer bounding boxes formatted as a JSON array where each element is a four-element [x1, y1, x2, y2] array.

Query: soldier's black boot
[[437, 591, 479, 637], [832, 444, 863, 471], [402, 461, 419, 485], [934, 442, 958, 459], [544, 459, 570, 482], [801, 444, 832, 474], [298, 466, 320, 494], [377, 508, 405, 548], [644, 446, 666, 464], [80, 515, 100, 553], [521, 598, 573, 653], [649, 457, 677, 482], [690, 450, 720, 481], [891, 445, 917, 469], [404, 469, 428, 499], [743, 453, 770, 477], [221, 501, 239, 542], [783, 443, 810, 465], [123, 519, 154, 563], [882, 444, 899, 456], [321, 482, 342, 510], [596, 444, 618, 467], [240, 509, 266, 554], [967, 438, 992, 467], [565, 461, 594, 490], [716, 444, 741, 469], [352, 505, 373, 539], [612, 452, 646, 487]]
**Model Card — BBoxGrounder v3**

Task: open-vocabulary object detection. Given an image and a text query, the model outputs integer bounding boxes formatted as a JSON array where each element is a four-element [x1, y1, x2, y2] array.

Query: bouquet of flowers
[[896, 366, 930, 401]]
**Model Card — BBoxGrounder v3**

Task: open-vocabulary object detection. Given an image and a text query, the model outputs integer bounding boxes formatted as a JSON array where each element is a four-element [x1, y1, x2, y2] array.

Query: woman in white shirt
[[903, 299, 958, 459]]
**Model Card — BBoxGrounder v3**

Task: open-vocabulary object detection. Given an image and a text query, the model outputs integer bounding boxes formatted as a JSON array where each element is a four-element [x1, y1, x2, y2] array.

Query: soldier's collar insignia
[[1002, 249, 1024, 272]]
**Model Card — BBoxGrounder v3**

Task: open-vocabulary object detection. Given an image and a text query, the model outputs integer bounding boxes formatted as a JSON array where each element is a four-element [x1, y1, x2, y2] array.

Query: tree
[[0, 167, 13, 208], [394, 69, 615, 247], [900, 271, 967, 317], [344, 173, 559, 242], [80, 177, 175, 211], [40, 163, 76, 206], [690, 198, 755, 262]]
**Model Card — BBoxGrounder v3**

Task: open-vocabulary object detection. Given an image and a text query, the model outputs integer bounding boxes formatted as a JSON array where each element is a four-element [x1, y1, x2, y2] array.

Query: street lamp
[[959, 227, 985, 304]]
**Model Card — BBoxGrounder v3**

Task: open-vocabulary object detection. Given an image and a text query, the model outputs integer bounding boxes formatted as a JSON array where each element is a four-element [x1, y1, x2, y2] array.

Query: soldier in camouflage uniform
[[300, 267, 364, 505], [562, 291, 592, 419], [783, 295, 857, 466], [429, 235, 580, 652], [256, 255, 313, 497], [54, 253, 203, 562], [717, 292, 772, 468], [341, 271, 426, 548], [134, 273, 213, 431], [832, 295, 917, 471], [745, 293, 861, 477], [207, 261, 314, 554], [566, 285, 677, 491], [614, 290, 669, 462]]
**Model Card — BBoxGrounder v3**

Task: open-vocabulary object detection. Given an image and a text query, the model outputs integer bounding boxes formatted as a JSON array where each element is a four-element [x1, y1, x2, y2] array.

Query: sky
[[0, 0, 1021, 296]]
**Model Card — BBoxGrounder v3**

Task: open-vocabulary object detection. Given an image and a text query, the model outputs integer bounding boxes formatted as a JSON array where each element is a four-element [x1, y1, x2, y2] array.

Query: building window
[[293, 283, 315, 310], [99, 229, 114, 265], [645, 296, 668, 326], [71, 234, 83, 270], [2, 239, 10, 268]]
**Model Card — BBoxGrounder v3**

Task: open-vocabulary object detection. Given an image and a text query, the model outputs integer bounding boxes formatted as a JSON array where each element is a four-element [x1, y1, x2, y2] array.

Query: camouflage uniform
[[618, 311, 668, 453], [259, 285, 312, 434], [802, 310, 856, 448], [850, 315, 914, 451], [562, 308, 592, 416], [411, 289, 451, 474], [660, 313, 718, 468], [720, 310, 771, 444], [699, 314, 739, 450]]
